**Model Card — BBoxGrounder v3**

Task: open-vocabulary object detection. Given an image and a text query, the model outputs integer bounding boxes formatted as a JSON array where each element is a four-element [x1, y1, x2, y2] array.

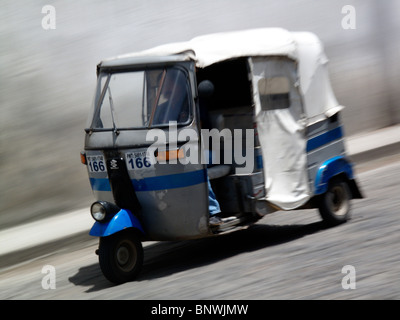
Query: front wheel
[[98, 229, 143, 284], [318, 179, 351, 226]]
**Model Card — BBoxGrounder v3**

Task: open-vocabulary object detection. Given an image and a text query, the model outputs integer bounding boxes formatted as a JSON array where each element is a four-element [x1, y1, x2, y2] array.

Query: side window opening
[[196, 58, 253, 112], [196, 58, 254, 171], [258, 76, 290, 111]]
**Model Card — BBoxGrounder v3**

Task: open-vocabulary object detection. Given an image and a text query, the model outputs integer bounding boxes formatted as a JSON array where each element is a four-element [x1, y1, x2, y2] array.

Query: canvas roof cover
[[103, 28, 344, 124]]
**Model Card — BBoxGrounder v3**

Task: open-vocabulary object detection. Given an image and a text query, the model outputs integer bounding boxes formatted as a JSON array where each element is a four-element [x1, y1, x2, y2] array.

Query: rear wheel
[[318, 179, 351, 226], [98, 229, 143, 284]]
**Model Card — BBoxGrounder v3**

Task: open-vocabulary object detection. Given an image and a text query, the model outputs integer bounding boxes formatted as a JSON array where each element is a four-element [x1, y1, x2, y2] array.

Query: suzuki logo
[[110, 159, 119, 170]]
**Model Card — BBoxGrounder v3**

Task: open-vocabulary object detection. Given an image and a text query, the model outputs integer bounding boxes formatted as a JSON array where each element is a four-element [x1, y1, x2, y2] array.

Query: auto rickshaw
[[81, 28, 362, 284]]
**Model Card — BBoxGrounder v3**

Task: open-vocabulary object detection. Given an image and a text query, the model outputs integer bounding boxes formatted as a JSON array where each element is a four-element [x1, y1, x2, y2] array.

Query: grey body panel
[[306, 116, 346, 194], [85, 61, 211, 240]]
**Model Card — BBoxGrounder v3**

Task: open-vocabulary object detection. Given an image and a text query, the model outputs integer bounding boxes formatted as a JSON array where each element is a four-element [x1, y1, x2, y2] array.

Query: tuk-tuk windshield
[[89, 67, 191, 130]]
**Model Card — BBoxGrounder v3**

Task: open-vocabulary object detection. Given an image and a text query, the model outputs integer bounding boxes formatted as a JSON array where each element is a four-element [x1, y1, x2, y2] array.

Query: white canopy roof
[[107, 28, 296, 68], [104, 28, 343, 124]]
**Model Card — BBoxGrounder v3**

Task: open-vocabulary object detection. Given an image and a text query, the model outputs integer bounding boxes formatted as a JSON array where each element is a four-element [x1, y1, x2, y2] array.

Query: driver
[[153, 69, 189, 125]]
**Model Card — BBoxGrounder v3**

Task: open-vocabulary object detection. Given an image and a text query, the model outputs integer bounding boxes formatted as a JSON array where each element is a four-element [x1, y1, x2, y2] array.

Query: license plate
[[125, 151, 155, 171], [87, 155, 106, 173]]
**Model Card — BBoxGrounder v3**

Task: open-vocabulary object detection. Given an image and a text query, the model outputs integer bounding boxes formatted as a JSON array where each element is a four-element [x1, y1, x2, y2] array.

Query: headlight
[[91, 202, 107, 221], [90, 201, 120, 222]]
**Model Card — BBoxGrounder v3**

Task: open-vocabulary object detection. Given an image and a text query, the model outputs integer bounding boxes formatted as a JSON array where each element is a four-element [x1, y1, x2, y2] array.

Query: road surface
[[0, 155, 399, 300]]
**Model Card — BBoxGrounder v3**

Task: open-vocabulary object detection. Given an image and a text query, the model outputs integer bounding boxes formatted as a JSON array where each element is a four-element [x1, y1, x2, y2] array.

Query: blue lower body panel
[[89, 208, 144, 237], [314, 156, 354, 195]]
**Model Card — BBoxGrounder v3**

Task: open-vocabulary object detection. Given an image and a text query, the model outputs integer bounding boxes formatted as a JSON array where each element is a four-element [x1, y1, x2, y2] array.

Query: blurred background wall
[[1, 0, 399, 227]]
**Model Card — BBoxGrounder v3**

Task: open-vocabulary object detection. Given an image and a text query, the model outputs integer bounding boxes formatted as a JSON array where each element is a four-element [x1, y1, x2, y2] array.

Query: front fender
[[89, 208, 145, 237], [314, 156, 354, 195]]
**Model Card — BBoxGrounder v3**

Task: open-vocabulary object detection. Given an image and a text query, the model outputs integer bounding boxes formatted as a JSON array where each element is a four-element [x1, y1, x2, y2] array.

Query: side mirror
[[198, 80, 215, 99]]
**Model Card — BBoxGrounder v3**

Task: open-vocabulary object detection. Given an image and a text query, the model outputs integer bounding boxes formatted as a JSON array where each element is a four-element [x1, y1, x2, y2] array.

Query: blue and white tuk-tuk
[[81, 28, 362, 284]]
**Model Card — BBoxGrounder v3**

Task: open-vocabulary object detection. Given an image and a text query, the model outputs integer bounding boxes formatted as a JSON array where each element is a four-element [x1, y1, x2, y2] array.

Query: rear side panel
[[306, 114, 347, 195]]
